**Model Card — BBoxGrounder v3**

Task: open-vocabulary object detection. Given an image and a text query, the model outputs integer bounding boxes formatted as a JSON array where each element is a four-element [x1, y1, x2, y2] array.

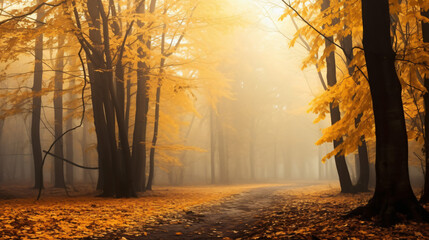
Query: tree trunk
[[0, 120, 3, 183], [341, 33, 370, 192], [125, 68, 131, 133], [31, 1, 44, 189], [85, 0, 115, 196], [356, 132, 370, 191], [82, 118, 92, 184], [146, 59, 165, 191], [217, 109, 229, 184], [249, 118, 256, 180], [131, 0, 156, 192], [420, 9, 429, 203], [54, 34, 65, 188], [88, 66, 115, 196], [65, 77, 75, 186], [132, 65, 149, 192], [322, 0, 354, 193], [210, 108, 216, 184], [349, 0, 429, 225]]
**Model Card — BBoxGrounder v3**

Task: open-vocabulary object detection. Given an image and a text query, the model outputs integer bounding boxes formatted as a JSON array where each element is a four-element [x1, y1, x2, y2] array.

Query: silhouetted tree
[[420, 8, 429, 204], [31, 0, 44, 189], [322, 0, 354, 193], [54, 34, 66, 188], [349, 0, 429, 225]]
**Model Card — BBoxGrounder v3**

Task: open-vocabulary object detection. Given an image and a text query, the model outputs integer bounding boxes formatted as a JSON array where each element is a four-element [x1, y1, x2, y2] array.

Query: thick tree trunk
[[31, 1, 44, 189], [132, 65, 149, 192], [349, 0, 429, 225], [89, 67, 115, 196], [420, 9, 429, 203], [54, 34, 65, 188], [0, 120, 3, 182], [131, 0, 156, 192], [81, 0, 135, 197], [85, 0, 115, 196]]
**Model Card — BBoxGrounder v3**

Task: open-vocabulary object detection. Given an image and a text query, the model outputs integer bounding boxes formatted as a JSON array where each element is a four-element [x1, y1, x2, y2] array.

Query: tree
[[131, 0, 156, 192], [348, 0, 429, 225], [31, 0, 44, 189], [420, 7, 429, 203], [71, 0, 136, 197], [341, 31, 370, 192], [53, 34, 66, 188], [321, 0, 354, 193], [283, 0, 370, 192], [65, 76, 76, 186]]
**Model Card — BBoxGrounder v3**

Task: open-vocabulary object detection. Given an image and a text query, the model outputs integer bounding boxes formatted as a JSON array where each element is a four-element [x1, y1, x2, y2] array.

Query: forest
[[0, 0, 429, 239]]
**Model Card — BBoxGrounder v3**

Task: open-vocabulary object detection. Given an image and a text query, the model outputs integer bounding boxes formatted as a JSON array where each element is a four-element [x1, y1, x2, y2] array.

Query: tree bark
[[0, 120, 3, 182], [125, 68, 131, 133], [86, 0, 115, 196], [65, 77, 75, 186], [349, 0, 429, 225], [146, 58, 164, 190], [54, 34, 65, 188], [131, 0, 156, 192], [341, 33, 370, 192], [420, 9, 429, 203], [31, 0, 44, 189], [96, 0, 135, 197], [322, 0, 354, 193]]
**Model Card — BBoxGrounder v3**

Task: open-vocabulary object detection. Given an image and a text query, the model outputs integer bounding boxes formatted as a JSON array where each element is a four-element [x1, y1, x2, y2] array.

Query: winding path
[[143, 182, 317, 239]]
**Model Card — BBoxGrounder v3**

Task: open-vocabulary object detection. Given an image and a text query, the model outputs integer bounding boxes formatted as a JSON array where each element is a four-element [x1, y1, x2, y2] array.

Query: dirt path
[[140, 183, 317, 239]]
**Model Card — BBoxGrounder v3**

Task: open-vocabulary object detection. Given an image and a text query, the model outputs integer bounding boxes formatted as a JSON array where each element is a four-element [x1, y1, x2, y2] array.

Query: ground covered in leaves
[[240, 185, 429, 239], [0, 184, 273, 239], [1, 183, 429, 239]]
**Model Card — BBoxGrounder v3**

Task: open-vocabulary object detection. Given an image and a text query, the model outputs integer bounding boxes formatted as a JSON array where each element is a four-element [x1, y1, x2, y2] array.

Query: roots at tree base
[[346, 192, 429, 226]]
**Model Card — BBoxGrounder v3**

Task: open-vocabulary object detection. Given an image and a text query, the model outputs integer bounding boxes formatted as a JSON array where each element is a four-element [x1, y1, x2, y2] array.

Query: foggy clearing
[[0, 0, 429, 239]]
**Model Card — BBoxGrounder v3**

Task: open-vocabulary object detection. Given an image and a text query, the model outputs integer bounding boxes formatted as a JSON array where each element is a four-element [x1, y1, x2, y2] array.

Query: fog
[[0, 0, 425, 194]]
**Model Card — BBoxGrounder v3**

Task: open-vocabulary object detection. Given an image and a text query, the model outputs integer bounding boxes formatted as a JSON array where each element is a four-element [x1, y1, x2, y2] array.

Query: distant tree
[[31, 0, 44, 189], [54, 34, 66, 188], [210, 107, 216, 184], [217, 105, 229, 184], [146, 3, 196, 190], [65, 77, 76, 186]]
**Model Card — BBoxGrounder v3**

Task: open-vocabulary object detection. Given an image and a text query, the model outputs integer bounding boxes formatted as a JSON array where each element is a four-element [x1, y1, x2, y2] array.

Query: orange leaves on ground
[[243, 185, 429, 239], [0, 185, 263, 239]]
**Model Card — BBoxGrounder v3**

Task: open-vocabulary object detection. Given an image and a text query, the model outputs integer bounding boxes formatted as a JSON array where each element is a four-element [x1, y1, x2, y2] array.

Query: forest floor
[[1, 182, 429, 239]]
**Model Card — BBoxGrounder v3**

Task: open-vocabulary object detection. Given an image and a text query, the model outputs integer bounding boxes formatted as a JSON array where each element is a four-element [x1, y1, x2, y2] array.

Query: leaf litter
[[0, 184, 275, 239], [1, 183, 429, 239], [238, 185, 429, 240]]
